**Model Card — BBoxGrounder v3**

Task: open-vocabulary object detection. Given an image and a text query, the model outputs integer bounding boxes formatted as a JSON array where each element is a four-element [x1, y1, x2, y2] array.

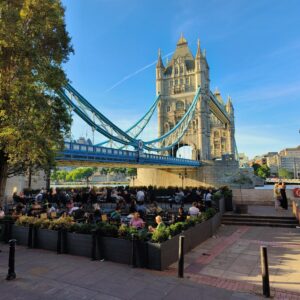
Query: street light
[[178, 169, 187, 189], [131, 175, 137, 187]]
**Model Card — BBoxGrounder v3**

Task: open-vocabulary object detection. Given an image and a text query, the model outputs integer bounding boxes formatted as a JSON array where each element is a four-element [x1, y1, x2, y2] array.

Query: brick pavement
[[0, 244, 261, 300], [170, 224, 300, 299]]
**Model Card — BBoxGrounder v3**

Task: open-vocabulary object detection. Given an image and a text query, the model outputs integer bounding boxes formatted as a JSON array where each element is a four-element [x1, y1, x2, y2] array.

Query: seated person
[[176, 207, 186, 222], [148, 202, 162, 214], [148, 215, 166, 233], [174, 189, 185, 204], [129, 212, 145, 229], [0, 206, 5, 218], [188, 202, 200, 217], [110, 206, 121, 222]]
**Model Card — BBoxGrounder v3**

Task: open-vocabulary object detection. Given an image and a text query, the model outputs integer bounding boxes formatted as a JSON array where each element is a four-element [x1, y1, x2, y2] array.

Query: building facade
[[156, 35, 235, 161]]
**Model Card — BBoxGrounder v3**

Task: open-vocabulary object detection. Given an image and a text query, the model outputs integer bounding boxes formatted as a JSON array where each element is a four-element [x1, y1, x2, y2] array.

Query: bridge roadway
[[56, 142, 201, 168]]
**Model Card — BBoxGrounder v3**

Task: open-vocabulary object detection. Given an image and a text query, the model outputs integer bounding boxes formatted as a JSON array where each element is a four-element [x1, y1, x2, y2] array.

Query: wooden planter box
[[9, 212, 222, 271], [67, 232, 93, 257], [12, 225, 29, 246], [37, 229, 58, 251], [147, 214, 219, 270]]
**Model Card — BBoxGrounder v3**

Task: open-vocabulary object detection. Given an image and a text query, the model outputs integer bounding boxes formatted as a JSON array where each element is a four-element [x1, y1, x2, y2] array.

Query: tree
[[256, 164, 270, 179], [0, 0, 73, 198], [252, 163, 261, 176], [278, 168, 294, 179]]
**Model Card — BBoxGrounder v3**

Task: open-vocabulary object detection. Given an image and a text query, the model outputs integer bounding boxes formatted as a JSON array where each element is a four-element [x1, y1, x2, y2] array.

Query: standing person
[[273, 183, 281, 210], [279, 181, 288, 210], [136, 189, 145, 203], [204, 189, 213, 209]]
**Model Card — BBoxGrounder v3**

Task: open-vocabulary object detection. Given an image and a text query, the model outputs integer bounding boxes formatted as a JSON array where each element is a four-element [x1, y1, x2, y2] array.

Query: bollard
[[28, 224, 33, 248], [6, 239, 17, 280], [91, 230, 97, 261], [131, 233, 136, 268], [260, 246, 270, 297], [178, 235, 184, 278]]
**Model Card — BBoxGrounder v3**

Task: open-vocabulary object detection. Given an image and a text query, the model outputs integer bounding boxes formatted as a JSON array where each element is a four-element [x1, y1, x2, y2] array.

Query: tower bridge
[[57, 35, 239, 187]]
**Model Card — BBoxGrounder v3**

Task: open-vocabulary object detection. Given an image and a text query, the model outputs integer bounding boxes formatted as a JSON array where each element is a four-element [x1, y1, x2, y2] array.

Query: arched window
[[180, 66, 184, 74], [164, 122, 170, 132], [176, 101, 184, 110]]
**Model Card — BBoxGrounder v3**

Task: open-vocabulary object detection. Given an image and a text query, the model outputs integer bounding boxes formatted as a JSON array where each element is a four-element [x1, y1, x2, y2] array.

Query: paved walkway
[[226, 205, 295, 217], [168, 224, 300, 299], [0, 244, 261, 300]]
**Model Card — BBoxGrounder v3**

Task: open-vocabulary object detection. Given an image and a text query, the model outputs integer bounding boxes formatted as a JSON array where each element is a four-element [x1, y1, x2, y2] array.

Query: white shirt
[[189, 206, 200, 216], [205, 193, 212, 202], [136, 190, 145, 202]]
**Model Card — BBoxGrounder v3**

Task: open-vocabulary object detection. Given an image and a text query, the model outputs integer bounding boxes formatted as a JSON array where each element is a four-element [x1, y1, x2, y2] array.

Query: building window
[[169, 80, 173, 87], [180, 66, 184, 74], [180, 78, 184, 85], [175, 79, 178, 85], [175, 67, 178, 75], [176, 101, 184, 110]]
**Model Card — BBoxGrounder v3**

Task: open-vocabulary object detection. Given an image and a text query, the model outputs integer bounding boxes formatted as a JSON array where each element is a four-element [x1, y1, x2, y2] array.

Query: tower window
[[175, 67, 178, 75], [180, 66, 184, 74]]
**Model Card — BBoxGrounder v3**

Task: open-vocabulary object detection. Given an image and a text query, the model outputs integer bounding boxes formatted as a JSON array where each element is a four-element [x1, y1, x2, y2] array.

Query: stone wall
[[4, 171, 46, 199], [134, 159, 239, 188], [232, 188, 299, 206]]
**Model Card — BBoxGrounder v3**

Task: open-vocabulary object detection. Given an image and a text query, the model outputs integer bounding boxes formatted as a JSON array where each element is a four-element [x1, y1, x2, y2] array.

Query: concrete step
[[221, 220, 297, 228], [222, 218, 298, 226], [223, 214, 295, 220]]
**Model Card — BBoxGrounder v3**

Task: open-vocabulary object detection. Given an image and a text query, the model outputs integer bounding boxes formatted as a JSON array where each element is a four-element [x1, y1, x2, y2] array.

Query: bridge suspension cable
[[58, 83, 202, 152], [96, 93, 160, 148]]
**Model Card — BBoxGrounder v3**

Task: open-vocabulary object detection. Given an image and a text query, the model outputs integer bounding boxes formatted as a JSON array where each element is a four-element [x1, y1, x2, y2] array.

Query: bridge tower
[[156, 35, 235, 160]]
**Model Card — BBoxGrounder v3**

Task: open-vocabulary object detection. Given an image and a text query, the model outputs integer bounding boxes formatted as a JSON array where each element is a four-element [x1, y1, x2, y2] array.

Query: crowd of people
[[3, 186, 218, 232]]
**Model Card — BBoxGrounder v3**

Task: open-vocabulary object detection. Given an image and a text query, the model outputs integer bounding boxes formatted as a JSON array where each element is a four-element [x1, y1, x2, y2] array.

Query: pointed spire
[[196, 38, 201, 58], [226, 96, 234, 114], [177, 33, 188, 46], [156, 48, 164, 68]]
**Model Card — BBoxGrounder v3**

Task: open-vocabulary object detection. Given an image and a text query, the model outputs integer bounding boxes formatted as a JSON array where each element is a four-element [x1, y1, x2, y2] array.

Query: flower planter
[[37, 228, 58, 251], [67, 232, 93, 257], [147, 214, 220, 270], [12, 225, 29, 246], [212, 212, 222, 234]]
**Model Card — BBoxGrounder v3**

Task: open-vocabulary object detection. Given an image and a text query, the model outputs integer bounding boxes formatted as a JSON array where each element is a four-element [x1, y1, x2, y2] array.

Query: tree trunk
[[28, 166, 32, 189], [46, 169, 51, 190], [0, 150, 9, 201]]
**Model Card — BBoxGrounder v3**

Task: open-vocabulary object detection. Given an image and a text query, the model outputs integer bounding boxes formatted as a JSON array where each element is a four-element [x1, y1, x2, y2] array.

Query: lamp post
[[131, 175, 137, 187], [179, 169, 187, 189]]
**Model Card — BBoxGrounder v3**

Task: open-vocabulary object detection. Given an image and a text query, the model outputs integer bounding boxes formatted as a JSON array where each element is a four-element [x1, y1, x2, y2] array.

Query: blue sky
[[62, 0, 300, 159]]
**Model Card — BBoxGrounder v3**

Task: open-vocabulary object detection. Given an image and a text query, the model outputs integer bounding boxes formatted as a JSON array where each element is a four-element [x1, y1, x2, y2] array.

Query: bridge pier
[[132, 159, 239, 188]]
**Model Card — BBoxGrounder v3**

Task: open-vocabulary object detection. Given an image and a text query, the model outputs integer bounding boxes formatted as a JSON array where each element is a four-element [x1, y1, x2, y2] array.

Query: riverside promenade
[[1, 206, 299, 299]]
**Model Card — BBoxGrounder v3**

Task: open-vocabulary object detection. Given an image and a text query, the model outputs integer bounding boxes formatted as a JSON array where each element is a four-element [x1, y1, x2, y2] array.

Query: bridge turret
[[226, 96, 234, 117], [156, 48, 165, 95], [195, 38, 210, 92]]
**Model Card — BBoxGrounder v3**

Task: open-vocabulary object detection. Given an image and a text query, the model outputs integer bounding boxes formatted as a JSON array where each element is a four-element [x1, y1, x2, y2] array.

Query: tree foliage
[[0, 0, 73, 196], [278, 168, 294, 179], [256, 164, 270, 179]]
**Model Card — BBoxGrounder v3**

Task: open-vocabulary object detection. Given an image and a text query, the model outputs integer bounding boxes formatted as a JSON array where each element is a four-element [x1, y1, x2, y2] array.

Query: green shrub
[[169, 222, 183, 236], [69, 223, 93, 234], [96, 222, 118, 237], [151, 227, 170, 243]]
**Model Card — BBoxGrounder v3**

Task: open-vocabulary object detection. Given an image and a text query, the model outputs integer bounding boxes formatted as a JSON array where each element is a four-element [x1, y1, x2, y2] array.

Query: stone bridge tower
[[156, 35, 235, 160]]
